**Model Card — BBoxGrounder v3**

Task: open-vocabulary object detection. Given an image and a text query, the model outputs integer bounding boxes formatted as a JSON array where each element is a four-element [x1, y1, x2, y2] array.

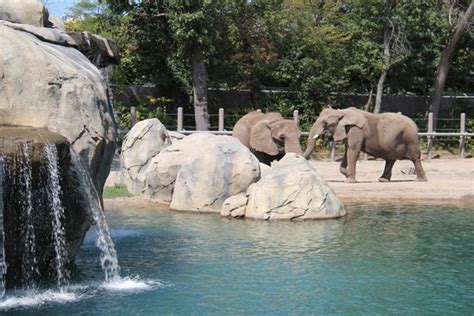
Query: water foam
[[101, 276, 163, 292], [0, 289, 80, 310], [0, 277, 163, 311]]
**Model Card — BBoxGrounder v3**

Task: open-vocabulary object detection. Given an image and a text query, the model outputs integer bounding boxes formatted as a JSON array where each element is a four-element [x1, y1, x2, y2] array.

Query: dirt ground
[[104, 157, 473, 209], [308, 158, 474, 206]]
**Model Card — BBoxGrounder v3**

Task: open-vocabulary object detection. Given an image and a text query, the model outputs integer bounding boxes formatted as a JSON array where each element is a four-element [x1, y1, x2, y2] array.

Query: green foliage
[[70, 0, 472, 130], [103, 184, 133, 198]]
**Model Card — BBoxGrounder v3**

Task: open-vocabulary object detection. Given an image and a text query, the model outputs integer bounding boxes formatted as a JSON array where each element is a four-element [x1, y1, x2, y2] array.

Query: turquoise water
[[1, 204, 473, 315]]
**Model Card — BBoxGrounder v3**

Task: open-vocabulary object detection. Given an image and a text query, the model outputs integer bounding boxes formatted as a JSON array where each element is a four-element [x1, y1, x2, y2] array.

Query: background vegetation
[[66, 0, 472, 137]]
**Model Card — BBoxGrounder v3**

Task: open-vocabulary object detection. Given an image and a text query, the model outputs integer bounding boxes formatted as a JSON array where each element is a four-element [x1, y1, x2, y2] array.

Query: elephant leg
[[339, 145, 349, 177], [379, 160, 395, 182], [253, 151, 274, 166], [413, 159, 427, 181], [345, 148, 359, 183], [407, 145, 428, 182]]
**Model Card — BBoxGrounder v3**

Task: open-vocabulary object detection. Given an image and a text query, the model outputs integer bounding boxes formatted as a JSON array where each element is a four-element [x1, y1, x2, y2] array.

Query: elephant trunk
[[284, 139, 303, 156], [303, 123, 321, 158]]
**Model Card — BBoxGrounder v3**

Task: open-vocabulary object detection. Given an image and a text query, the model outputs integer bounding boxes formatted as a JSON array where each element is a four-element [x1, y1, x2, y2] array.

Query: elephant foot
[[339, 167, 349, 177], [378, 177, 391, 183], [344, 178, 357, 183], [415, 176, 428, 182]]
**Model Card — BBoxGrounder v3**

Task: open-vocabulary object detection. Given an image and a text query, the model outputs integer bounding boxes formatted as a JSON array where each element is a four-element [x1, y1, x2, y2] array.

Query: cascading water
[[18, 143, 40, 288], [0, 155, 5, 297], [0, 127, 152, 311], [71, 149, 153, 292], [44, 144, 69, 289], [0, 130, 84, 291], [70, 149, 121, 282]]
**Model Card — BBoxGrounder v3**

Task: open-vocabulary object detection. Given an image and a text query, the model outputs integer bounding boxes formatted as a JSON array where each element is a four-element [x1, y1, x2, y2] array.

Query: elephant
[[233, 111, 303, 165], [303, 107, 427, 183]]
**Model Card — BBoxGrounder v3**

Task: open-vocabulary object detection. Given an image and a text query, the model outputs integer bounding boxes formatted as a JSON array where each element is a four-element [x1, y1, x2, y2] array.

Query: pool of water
[[1, 204, 473, 315]]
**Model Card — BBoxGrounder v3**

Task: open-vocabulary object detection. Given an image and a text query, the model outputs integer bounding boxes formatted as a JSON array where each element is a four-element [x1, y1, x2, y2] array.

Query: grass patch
[[103, 185, 133, 198]]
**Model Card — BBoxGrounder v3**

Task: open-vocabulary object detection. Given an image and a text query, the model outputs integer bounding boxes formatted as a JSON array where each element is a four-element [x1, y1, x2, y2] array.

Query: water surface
[[2, 204, 473, 315]]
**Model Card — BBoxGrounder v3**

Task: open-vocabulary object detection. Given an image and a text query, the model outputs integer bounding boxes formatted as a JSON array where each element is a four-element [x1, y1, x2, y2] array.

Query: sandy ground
[[309, 158, 474, 205], [104, 158, 474, 209]]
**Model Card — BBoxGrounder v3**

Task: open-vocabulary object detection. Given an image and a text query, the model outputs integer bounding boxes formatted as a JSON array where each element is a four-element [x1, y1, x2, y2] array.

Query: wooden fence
[[128, 106, 473, 160]]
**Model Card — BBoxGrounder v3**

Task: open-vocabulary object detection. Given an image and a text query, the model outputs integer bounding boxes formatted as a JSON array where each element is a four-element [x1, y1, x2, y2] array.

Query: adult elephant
[[303, 107, 427, 183], [233, 111, 303, 165]]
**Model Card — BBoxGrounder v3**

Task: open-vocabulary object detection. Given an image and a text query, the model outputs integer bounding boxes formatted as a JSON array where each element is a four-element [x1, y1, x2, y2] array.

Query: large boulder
[[144, 133, 260, 213], [0, 20, 116, 194], [0, 0, 49, 27], [245, 154, 346, 220], [67, 32, 120, 68], [120, 119, 171, 194]]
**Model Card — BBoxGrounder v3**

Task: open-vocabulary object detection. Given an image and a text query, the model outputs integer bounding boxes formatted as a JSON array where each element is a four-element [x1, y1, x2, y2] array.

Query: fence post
[[177, 107, 183, 132], [427, 112, 434, 159], [330, 141, 336, 161], [218, 108, 225, 132], [459, 113, 466, 158], [293, 110, 299, 125], [130, 106, 137, 127]]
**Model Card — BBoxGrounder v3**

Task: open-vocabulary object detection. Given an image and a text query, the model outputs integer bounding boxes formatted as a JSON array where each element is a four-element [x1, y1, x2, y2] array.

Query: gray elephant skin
[[304, 107, 427, 183], [232, 111, 303, 164]]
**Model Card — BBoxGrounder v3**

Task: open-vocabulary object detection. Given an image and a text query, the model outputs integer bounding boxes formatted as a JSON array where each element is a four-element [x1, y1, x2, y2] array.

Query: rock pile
[[144, 133, 260, 213]]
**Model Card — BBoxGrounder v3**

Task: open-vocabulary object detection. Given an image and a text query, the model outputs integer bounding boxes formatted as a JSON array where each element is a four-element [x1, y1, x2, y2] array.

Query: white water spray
[[19, 143, 39, 286], [44, 144, 69, 289], [0, 155, 5, 297], [70, 150, 120, 282]]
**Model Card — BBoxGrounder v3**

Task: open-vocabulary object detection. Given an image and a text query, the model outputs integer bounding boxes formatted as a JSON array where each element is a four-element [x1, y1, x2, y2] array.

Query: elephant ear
[[334, 110, 367, 141], [250, 121, 279, 155]]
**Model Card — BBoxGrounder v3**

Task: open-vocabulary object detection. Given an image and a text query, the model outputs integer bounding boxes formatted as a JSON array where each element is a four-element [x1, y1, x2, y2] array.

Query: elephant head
[[249, 118, 303, 156], [303, 108, 367, 157]]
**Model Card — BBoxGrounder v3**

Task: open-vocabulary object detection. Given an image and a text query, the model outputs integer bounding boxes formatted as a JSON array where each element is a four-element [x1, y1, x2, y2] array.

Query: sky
[[42, 0, 79, 18]]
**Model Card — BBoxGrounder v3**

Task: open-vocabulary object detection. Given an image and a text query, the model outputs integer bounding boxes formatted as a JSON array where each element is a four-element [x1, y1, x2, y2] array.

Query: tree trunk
[[374, 69, 388, 114], [364, 88, 374, 112], [192, 50, 210, 130], [374, 0, 393, 114], [429, 0, 474, 130]]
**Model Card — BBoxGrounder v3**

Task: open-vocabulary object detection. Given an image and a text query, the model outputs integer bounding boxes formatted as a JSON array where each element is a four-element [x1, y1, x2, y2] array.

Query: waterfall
[[18, 143, 39, 287], [44, 144, 69, 289], [0, 155, 5, 297], [70, 150, 121, 282]]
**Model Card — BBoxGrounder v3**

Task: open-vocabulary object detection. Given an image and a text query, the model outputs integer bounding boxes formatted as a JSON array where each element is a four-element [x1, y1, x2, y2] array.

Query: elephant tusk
[[312, 134, 320, 139]]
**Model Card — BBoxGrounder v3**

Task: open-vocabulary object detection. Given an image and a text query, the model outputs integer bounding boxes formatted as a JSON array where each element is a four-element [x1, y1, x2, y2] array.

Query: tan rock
[[121, 119, 171, 194], [0, 22, 116, 194], [221, 193, 248, 218], [0, 0, 48, 27], [245, 153, 346, 220], [144, 133, 260, 213]]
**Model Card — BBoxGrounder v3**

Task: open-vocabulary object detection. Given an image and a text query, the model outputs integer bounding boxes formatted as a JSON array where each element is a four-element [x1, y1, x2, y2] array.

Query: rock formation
[[121, 119, 171, 194], [220, 154, 347, 220], [0, 0, 49, 27], [144, 133, 261, 213], [0, 0, 119, 290], [0, 2, 117, 194]]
